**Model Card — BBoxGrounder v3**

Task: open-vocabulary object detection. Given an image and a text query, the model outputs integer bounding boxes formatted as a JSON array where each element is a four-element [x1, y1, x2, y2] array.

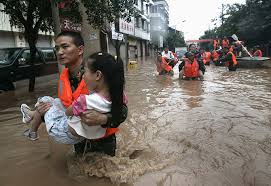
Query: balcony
[[135, 27, 150, 41]]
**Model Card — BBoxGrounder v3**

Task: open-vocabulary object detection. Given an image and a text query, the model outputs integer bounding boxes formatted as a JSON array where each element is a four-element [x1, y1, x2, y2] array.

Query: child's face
[[84, 62, 99, 91]]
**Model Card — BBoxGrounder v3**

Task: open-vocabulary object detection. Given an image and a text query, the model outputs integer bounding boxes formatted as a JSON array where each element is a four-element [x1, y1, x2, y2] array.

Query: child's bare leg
[[29, 110, 42, 133]]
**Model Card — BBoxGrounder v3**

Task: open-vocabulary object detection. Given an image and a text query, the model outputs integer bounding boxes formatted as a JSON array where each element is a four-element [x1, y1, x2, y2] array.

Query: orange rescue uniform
[[58, 68, 118, 138], [184, 59, 200, 78]]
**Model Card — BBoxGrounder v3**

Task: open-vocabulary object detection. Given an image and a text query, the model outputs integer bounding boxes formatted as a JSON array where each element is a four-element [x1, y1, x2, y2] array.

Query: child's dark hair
[[86, 52, 125, 123], [55, 31, 84, 47]]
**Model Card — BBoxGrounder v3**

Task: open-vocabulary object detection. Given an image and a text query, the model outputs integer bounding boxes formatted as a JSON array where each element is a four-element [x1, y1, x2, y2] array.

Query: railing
[[135, 27, 150, 40]]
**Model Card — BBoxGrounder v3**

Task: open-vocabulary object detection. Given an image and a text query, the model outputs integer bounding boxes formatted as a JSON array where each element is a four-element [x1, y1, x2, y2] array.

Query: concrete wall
[[0, 31, 15, 47], [0, 31, 54, 48]]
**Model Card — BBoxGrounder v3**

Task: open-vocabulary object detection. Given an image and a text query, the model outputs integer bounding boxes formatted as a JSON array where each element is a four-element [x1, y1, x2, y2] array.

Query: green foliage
[[81, 0, 137, 29], [59, 0, 82, 24], [164, 28, 185, 51], [201, 0, 271, 46], [0, 0, 53, 33]]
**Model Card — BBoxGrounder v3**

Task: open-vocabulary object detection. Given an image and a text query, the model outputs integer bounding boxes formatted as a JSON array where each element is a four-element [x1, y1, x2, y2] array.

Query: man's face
[[55, 36, 83, 66], [164, 48, 169, 53], [189, 45, 196, 52]]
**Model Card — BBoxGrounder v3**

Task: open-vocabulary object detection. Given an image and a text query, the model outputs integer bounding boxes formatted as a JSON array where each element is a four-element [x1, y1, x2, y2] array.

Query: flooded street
[[1, 57, 271, 186]]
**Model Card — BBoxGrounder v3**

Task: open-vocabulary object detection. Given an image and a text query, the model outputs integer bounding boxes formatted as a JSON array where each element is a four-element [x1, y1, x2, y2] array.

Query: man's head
[[164, 46, 169, 53], [55, 31, 84, 67], [189, 44, 197, 52]]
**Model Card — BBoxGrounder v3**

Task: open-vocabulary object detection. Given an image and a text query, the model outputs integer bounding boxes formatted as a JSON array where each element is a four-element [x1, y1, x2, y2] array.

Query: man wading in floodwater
[[34, 31, 128, 156]]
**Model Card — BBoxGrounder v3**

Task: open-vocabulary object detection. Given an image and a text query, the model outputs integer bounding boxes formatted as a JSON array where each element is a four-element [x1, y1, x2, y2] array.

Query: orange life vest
[[58, 68, 89, 108], [156, 56, 173, 73], [226, 52, 237, 66], [58, 68, 119, 138], [213, 40, 217, 48], [253, 50, 262, 57], [184, 59, 200, 78], [203, 51, 212, 64], [212, 51, 220, 61]]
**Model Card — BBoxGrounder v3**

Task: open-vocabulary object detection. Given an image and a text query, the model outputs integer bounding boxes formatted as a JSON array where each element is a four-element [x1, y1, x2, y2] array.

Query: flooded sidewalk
[[0, 58, 271, 186]]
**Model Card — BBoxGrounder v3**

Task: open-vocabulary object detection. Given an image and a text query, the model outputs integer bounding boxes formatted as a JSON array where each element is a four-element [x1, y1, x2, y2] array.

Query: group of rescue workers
[[156, 36, 264, 80]]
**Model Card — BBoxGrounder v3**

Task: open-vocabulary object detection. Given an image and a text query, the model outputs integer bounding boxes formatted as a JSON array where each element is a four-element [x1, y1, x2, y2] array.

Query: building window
[[151, 5, 157, 13], [142, 19, 148, 31], [136, 17, 140, 28], [146, 5, 148, 14], [134, 0, 138, 5]]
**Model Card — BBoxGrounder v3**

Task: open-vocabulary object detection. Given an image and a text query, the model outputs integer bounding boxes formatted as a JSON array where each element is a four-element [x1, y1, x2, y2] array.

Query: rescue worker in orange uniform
[[222, 36, 230, 48], [201, 49, 212, 65], [37, 31, 128, 156], [212, 50, 220, 64], [220, 46, 238, 71], [253, 46, 263, 57], [162, 46, 176, 68], [156, 53, 173, 75], [178, 52, 205, 80]]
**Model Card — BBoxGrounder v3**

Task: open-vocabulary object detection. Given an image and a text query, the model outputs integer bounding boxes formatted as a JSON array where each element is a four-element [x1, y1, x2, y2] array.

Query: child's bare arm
[[65, 105, 73, 116]]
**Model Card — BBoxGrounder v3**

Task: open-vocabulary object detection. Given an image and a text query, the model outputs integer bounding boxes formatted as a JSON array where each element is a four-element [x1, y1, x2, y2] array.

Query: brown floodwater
[[0, 58, 271, 186]]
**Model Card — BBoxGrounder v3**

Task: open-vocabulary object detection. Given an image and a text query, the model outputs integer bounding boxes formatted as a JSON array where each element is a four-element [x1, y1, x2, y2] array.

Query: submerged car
[[0, 47, 58, 91]]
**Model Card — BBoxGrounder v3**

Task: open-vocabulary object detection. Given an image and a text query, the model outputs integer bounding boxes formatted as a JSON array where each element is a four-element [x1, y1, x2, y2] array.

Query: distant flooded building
[[150, 0, 169, 50], [106, 0, 153, 60]]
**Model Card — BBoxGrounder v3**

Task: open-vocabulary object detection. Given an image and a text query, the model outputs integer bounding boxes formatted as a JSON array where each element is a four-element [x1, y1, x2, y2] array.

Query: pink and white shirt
[[68, 93, 111, 139]]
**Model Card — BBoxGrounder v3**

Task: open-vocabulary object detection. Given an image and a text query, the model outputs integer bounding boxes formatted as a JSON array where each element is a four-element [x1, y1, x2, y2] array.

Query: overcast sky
[[168, 0, 246, 41]]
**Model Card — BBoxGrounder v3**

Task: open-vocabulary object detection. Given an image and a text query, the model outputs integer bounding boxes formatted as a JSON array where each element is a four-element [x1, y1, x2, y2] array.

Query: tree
[[81, 0, 137, 58], [164, 28, 185, 52], [0, 0, 54, 91], [201, 0, 271, 47]]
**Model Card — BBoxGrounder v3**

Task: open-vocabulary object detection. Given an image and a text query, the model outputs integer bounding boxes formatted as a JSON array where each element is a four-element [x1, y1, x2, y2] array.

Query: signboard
[[186, 39, 213, 43], [89, 33, 98, 40], [112, 25, 124, 40], [112, 31, 124, 40], [60, 18, 81, 32], [119, 18, 134, 35]]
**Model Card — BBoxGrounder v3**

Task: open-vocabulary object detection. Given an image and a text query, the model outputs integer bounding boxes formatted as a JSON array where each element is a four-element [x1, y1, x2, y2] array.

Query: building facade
[[106, 0, 153, 61], [150, 0, 169, 49]]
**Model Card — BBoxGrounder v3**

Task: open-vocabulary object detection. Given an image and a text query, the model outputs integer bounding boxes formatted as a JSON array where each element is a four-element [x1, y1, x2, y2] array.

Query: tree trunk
[[51, 0, 64, 74], [124, 34, 129, 69], [115, 40, 121, 59], [27, 33, 38, 92]]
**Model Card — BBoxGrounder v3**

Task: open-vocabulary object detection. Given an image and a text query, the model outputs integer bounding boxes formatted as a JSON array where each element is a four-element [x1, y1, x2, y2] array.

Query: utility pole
[[221, 4, 225, 38]]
